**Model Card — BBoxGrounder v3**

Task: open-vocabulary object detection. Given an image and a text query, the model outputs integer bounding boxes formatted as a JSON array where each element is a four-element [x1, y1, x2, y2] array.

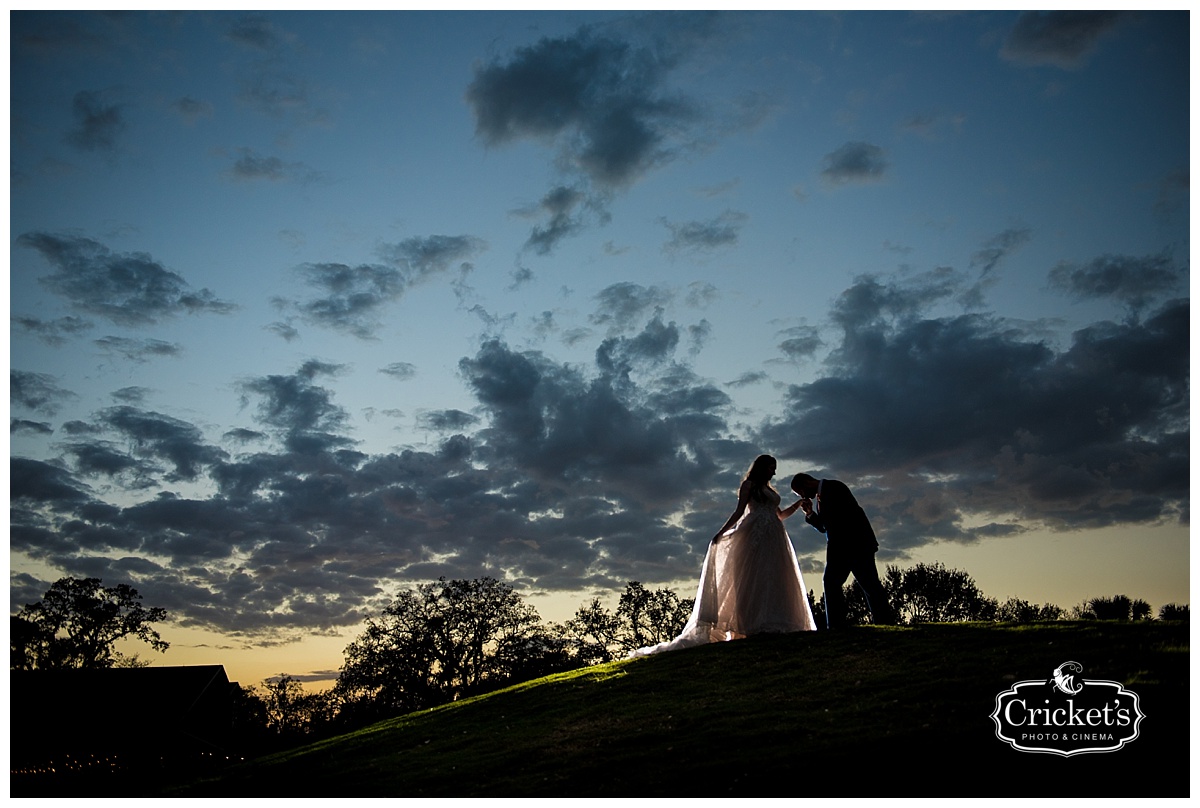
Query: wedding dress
[[630, 487, 816, 656]]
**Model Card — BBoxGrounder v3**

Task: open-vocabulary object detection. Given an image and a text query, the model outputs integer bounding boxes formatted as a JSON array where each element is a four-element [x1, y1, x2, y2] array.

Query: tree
[[885, 562, 997, 624], [1074, 595, 1153, 621], [561, 581, 693, 661], [10, 577, 169, 670], [1159, 603, 1189, 621], [808, 584, 873, 629], [995, 597, 1065, 623], [335, 577, 551, 718]]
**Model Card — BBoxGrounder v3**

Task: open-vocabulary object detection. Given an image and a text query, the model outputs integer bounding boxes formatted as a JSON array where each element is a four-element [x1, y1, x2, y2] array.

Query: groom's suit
[[805, 478, 895, 628]]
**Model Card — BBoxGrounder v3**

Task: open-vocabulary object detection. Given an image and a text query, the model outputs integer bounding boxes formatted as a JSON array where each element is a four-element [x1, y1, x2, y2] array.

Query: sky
[[9, 10, 1191, 688]]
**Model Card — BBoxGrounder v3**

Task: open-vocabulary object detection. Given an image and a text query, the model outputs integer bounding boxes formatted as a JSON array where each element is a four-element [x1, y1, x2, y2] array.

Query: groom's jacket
[[805, 478, 879, 554]]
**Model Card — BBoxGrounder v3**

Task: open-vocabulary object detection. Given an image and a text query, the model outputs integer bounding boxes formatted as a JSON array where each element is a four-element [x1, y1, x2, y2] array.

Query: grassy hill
[[176, 621, 1188, 798]]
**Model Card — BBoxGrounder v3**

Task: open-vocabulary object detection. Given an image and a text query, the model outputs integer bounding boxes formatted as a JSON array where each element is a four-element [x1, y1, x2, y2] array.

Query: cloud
[[416, 409, 480, 433], [18, 232, 236, 326], [777, 325, 824, 362], [66, 90, 125, 152], [292, 235, 484, 338], [821, 141, 888, 186], [590, 282, 673, 334], [1047, 253, 1186, 314], [266, 321, 300, 342], [759, 271, 1188, 550], [227, 149, 320, 184], [111, 386, 150, 403], [173, 96, 213, 124], [226, 14, 278, 51], [12, 419, 54, 436], [9, 262, 1186, 640], [379, 362, 417, 381], [98, 406, 229, 482], [11, 371, 77, 415], [661, 210, 747, 253], [595, 310, 681, 377], [970, 227, 1031, 275], [520, 186, 591, 255], [1001, 11, 1125, 70], [223, 14, 325, 127], [238, 361, 353, 454], [466, 21, 735, 251], [11, 315, 94, 346], [466, 29, 694, 190], [93, 336, 183, 363]]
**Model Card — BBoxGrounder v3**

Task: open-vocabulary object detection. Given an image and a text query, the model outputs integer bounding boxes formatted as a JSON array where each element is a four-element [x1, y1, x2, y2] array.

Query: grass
[[175, 621, 1188, 797]]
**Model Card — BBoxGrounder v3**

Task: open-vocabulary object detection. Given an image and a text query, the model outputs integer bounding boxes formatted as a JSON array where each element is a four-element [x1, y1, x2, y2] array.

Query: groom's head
[[790, 473, 818, 497]]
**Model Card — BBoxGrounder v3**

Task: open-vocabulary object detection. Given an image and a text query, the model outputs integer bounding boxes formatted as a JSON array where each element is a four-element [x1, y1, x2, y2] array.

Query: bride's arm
[[712, 482, 751, 543], [778, 499, 803, 519]]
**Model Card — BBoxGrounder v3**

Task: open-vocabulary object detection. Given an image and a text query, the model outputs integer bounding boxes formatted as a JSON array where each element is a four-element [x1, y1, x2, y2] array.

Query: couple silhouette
[[631, 455, 894, 657]]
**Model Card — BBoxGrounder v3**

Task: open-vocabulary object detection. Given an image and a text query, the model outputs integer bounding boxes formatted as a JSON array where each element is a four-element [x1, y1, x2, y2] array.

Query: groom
[[791, 473, 895, 628]]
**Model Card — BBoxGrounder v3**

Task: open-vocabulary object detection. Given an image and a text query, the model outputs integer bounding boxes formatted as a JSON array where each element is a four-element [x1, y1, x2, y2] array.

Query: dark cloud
[[1047, 253, 1186, 314], [266, 321, 300, 342], [63, 440, 150, 480], [760, 270, 1188, 551], [725, 371, 768, 388], [239, 361, 353, 454], [11, 458, 93, 508], [66, 90, 125, 152], [466, 29, 694, 189], [777, 325, 824, 362], [11, 370, 77, 415], [94, 336, 183, 363], [379, 362, 417, 381], [18, 232, 236, 327], [12, 419, 54, 436], [111, 386, 150, 403], [467, 22, 731, 251], [173, 96, 213, 124], [227, 149, 320, 184], [377, 235, 485, 281], [459, 336, 731, 514], [11, 315, 94, 346], [661, 210, 747, 253], [970, 227, 1031, 275], [226, 14, 278, 51], [9, 262, 1186, 640], [224, 427, 267, 444], [98, 406, 229, 482], [590, 282, 673, 334], [821, 141, 888, 186], [292, 263, 405, 339], [596, 311, 681, 377], [521, 186, 591, 255], [416, 409, 480, 433], [1001, 11, 1125, 70], [292, 235, 484, 338]]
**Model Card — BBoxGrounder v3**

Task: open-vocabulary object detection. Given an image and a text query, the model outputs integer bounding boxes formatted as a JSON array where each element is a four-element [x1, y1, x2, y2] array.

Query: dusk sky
[[10, 10, 1190, 687]]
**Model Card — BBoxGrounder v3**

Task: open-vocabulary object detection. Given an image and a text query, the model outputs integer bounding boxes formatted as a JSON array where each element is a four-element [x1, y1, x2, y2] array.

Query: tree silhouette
[[562, 581, 693, 660], [1159, 603, 1190, 621], [884, 562, 996, 624], [1074, 595, 1154, 621], [995, 597, 1065, 623], [10, 577, 168, 670], [336, 577, 552, 718]]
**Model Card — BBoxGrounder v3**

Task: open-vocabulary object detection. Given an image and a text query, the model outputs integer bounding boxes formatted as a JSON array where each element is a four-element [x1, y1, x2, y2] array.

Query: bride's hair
[[742, 454, 777, 502]]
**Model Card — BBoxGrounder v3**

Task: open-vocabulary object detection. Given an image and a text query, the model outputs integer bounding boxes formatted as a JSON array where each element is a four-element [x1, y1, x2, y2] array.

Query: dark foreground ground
[[16, 621, 1191, 798]]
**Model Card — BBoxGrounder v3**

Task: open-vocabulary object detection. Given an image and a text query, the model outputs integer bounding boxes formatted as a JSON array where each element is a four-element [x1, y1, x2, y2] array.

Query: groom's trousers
[[823, 546, 895, 628]]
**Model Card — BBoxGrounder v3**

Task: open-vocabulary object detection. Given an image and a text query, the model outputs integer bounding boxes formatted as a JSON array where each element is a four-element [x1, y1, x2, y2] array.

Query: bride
[[630, 455, 816, 656]]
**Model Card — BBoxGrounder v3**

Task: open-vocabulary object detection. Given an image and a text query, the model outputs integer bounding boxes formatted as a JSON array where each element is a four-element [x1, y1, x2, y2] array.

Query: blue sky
[[9, 10, 1190, 686]]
